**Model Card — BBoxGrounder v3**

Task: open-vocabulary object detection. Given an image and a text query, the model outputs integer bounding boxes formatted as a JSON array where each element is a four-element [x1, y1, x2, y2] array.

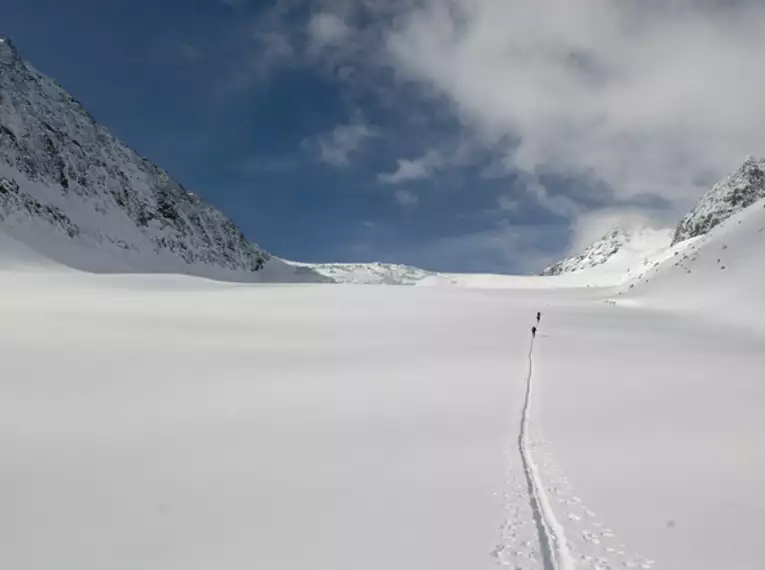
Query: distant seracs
[[289, 261, 437, 285]]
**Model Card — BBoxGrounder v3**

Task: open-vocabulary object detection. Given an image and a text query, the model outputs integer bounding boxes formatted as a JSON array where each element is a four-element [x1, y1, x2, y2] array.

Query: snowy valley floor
[[1, 267, 763, 570]]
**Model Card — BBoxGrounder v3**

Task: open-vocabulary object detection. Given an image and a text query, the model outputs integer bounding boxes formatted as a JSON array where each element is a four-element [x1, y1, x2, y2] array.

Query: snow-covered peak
[[541, 156, 765, 285], [672, 156, 765, 245], [618, 192, 765, 331], [0, 37, 19, 66], [541, 225, 628, 276], [541, 224, 671, 277], [0, 38, 329, 281]]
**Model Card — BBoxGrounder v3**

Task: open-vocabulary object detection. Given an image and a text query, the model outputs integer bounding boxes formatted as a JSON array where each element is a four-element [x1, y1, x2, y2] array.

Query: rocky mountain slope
[[4, 36, 762, 286], [542, 156, 764, 281], [672, 156, 765, 245], [541, 225, 673, 277], [0, 37, 296, 280], [541, 226, 630, 276], [619, 192, 765, 330]]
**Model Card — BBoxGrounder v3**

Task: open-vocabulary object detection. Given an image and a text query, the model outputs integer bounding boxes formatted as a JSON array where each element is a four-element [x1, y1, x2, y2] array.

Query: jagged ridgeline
[[0, 37, 270, 276], [672, 157, 765, 245], [541, 156, 765, 277]]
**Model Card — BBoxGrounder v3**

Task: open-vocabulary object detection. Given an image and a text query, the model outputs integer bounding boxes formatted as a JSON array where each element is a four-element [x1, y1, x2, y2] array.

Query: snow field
[[1, 196, 764, 569], [0, 270, 541, 570]]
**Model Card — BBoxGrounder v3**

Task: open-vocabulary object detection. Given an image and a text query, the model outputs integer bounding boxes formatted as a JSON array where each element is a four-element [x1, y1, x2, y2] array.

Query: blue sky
[[4, 0, 763, 272]]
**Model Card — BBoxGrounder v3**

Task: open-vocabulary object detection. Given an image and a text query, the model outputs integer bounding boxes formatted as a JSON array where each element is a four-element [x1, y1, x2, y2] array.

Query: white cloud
[[384, 0, 765, 212], [567, 208, 665, 255], [393, 189, 420, 207], [308, 12, 351, 51], [309, 121, 377, 167], [497, 195, 519, 213], [256, 30, 293, 64], [222, 0, 765, 264], [393, 222, 560, 274], [522, 174, 580, 218], [378, 151, 442, 184]]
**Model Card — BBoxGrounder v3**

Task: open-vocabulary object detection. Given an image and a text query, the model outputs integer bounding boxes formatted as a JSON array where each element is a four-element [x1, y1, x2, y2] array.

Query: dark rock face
[[672, 157, 765, 246]]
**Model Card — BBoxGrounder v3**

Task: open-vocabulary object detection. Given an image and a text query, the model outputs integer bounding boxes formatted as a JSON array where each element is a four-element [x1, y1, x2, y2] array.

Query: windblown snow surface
[[1, 201, 764, 570]]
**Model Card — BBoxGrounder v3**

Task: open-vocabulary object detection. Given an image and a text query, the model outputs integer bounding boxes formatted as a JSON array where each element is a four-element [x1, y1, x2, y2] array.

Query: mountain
[[0, 37, 327, 281], [288, 261, 437, 285], [541, 226, 630, 276], [540, 156, 765, 284], [540, 225, 673, 279], [8, 33, 759, 288], [672, 156, 765, 246], [619, 192, 765, 331]]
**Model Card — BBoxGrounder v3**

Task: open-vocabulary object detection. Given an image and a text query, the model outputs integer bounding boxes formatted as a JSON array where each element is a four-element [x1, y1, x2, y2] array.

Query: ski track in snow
[[535, 443, 657, 570], [519, 337, 576, 570], [493, 323, 658, 570]]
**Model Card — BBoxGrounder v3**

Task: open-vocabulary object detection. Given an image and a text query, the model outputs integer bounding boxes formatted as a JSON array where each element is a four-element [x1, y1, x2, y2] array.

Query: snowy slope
[[0, 268, 531, 570], [0, 224, 68, 270], [534, 294, 765, 570], [620, 195, 765, 330], [2, 34, 764, 570], [541, 225, 673, 280], [341, 158, 762, 289], [0, 37, 327, 282], [2, 183, 765, 569], [672, 156, 765, 245], [538, 157, 765, 286], [416, 226, 675, 290], [2, 243, 764, 569], [542, 225, 633, 276]]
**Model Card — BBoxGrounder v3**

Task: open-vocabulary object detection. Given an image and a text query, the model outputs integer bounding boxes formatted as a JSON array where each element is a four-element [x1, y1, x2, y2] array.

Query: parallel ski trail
[[519, 336, 576, 570]]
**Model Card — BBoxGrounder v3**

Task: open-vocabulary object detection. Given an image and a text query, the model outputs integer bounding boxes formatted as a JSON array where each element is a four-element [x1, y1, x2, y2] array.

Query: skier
[[531, 326, 537, 338], [536, 311, 541, 324]]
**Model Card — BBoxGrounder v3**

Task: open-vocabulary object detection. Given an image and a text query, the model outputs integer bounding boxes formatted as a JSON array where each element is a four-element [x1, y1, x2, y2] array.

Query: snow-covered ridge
[[0, 39, 434, 285], [540, 225, 673, 280], [619, 194, 765, 330], [288, 261, 437, 285], [0, 37, 282, 280], [539, 156, 765, 286], [542, 226, 631, 276], [4, 34, 762, 289], [672, 156, 765, 245]]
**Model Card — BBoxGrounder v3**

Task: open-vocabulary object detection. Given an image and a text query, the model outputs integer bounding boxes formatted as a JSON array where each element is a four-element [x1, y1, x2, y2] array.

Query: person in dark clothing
[[536, 311, 541, 324], [531, 326, 537, 337]]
